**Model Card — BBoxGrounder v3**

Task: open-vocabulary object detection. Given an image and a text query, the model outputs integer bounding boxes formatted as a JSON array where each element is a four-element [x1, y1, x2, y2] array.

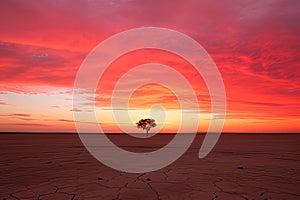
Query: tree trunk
[[146, 129, 149, 136]]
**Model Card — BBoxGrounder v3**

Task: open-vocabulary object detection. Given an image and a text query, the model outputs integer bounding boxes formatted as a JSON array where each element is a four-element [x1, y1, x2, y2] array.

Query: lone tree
[[136, 118, 156, 136]]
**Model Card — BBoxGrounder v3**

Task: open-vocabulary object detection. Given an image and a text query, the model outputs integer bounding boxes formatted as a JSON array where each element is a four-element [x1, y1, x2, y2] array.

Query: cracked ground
[[0, 134, 299, 200]]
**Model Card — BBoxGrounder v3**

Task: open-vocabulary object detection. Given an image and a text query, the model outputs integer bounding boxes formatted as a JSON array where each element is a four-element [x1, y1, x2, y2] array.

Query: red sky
[[0, 0, 299, 133]]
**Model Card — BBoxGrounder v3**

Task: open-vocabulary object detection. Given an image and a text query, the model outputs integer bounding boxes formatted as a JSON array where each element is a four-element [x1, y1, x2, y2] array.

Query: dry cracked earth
[[0, 134, 299, 200]]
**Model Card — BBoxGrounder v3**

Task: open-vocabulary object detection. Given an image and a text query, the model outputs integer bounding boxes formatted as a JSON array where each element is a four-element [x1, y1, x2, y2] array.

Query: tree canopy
[[136, 118, 156, 135]]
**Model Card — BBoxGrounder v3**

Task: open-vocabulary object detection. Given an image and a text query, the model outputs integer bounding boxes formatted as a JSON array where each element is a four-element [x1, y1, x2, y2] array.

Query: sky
[[0, 0, 299, 133]]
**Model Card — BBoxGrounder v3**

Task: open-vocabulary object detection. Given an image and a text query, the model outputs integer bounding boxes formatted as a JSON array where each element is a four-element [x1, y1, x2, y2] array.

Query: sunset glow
[[0, 0, 299, 133]]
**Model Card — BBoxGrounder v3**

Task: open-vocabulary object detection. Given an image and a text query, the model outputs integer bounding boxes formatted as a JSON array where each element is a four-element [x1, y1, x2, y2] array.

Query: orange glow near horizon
[[0, 1, 299, 133]]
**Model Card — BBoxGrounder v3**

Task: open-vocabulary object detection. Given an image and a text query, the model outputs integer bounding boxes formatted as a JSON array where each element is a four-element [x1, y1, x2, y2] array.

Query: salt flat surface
[[0, 134, 299, 200]]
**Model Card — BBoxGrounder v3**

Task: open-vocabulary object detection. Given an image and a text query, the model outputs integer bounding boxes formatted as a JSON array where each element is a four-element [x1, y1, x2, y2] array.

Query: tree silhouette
[[136, 118, 156, 136]]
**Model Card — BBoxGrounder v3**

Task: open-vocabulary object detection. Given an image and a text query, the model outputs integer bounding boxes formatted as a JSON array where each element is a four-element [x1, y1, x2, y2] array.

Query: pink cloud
[[0, 42, 84, 87]]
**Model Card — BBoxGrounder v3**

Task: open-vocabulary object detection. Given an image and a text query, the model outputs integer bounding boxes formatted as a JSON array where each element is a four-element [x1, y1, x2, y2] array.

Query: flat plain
[[0, 133, 299, 200]]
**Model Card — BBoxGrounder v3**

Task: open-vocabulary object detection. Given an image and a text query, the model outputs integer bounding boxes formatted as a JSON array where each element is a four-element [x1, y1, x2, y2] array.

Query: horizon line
[[0, 132, 299, 135]]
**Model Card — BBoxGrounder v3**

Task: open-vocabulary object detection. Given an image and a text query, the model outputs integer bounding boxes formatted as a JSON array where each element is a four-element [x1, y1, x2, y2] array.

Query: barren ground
[[0, 133, 299, 200]]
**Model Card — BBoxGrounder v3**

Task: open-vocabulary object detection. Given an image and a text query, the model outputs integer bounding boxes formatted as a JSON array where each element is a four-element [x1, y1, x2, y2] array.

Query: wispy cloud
[[9, 113, 31, 117], [70, 108, 82, 112], [58, 119, 74, 123]]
